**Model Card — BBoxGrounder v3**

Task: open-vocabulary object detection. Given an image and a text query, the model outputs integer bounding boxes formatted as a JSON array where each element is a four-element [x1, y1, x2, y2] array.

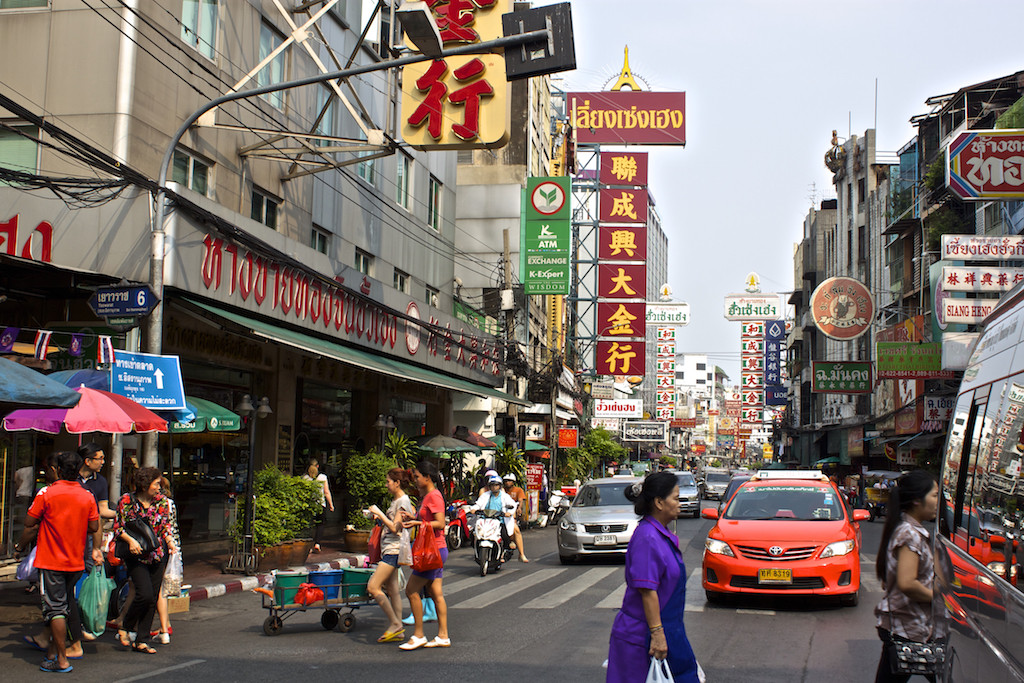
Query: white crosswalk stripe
[[443, 568, 520, 597], [454, 568, 568, 609], [521, 567, 619, 609], [596, 583, 625, 609], [684, 569, 705, 612]]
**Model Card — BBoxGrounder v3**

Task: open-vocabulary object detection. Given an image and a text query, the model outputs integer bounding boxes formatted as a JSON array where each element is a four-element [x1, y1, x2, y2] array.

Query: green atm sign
[[524, 177, 571, 295]]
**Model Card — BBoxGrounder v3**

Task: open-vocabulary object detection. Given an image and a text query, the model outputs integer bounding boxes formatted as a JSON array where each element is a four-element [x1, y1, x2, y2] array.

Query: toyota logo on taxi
[[769, 546, 783, 556]]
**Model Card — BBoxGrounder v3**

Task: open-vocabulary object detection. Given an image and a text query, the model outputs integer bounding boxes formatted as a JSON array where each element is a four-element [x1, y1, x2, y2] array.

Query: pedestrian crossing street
[[441, 556, 883, 615]]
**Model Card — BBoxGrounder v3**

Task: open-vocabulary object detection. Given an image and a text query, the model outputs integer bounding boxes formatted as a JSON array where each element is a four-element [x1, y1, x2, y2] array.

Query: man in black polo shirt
[[77, 443, 115, 568]]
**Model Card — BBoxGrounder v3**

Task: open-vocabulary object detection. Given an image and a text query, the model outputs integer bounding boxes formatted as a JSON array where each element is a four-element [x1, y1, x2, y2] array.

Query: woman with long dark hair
[[398, 460, 450, 650], [873, 469, 940, 682], [607, 472, 699, 682], [367, 467, 415, 643]]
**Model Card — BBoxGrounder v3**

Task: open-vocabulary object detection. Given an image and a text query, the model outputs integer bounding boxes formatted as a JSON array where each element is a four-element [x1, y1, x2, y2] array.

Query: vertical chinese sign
[[740, 321, 765, 430], [400, 0, 511, 149], [524, 177, 572, 295], [595, 151, 648, 379], [764, 320, 786, 405], [656, 327, 676, 420]]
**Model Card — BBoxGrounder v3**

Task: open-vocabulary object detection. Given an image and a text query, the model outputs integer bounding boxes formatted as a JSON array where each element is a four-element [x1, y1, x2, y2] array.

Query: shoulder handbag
[[114, 496, 161, 561], [884, 577, 946, 675]]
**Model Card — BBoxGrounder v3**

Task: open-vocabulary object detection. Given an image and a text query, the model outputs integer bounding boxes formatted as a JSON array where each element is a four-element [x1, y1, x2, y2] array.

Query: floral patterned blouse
[[113, 492, 173, 564]]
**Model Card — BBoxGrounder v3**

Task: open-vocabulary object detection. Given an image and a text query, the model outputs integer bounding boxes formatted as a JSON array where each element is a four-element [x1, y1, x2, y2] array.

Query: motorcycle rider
[[471, 476, 517, 552], [501, 474, 530, 563]]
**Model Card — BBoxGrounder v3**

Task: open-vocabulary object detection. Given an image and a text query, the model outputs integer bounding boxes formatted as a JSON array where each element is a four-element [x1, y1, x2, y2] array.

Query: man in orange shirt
[[16, 451, 99, 673], [502, 474, 530, 562]]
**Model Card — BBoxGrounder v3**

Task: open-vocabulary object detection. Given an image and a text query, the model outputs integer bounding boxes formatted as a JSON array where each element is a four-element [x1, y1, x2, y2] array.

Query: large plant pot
[[287, 539, 313, 566], [344, 529, 371, 553], [257, 539, 314, 572]]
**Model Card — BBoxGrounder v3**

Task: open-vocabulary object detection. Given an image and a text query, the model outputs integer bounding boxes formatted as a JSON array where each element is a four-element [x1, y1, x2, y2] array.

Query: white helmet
[[502, 473, 516, 482], [484, 469, 498, 479]]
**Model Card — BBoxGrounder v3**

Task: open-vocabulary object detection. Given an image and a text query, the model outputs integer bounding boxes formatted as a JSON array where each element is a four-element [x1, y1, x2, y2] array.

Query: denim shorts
[[412, 547, 448, 581], [380, 553, 398, 567]]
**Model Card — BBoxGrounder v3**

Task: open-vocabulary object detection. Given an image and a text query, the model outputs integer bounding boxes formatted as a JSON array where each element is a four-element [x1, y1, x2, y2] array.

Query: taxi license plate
[[758, 568, 792, 584], [594, 535, 617, 546]]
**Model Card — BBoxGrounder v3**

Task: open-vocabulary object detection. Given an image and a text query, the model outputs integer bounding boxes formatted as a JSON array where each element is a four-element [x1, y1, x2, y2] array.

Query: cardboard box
[[166, 595, 190, 614]]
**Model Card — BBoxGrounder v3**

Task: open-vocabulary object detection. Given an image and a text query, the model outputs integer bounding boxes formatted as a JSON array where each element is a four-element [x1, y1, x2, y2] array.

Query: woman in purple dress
[[608, 472, 699, 683]]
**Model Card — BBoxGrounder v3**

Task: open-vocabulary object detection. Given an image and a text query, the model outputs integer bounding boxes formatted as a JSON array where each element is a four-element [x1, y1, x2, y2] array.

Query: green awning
[[185, 299, 530, 407], [813, 456, 841, 466], [168, 396, 242, 434]]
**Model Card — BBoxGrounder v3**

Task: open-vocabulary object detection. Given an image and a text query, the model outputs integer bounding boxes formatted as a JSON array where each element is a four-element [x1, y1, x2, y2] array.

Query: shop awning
[[185, 299, 531, 407]]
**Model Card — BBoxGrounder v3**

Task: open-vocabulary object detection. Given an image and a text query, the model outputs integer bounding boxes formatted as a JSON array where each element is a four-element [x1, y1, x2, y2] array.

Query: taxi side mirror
[[701, 508, 719, 520], [853, 509, 871, 522]]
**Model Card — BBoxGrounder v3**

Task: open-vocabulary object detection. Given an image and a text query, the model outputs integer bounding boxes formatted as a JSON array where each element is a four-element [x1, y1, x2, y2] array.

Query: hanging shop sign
[[941, 234, 1024, 261], [597, 263, 647, 299], [941, 265, 1024, 292], [568, 91, 686, 146], [622, 421, 667, 442], [595, 340, 645, 377], [724, 294, 782, 321], [765, 386, 787, 406], [597, 225, 647, 261], [645, 302, 689, 326], [809, 276, 874, 340], [812, 361, 873, 393], [946, 129, 1024, 200], [400, 0, 511, 149], [599, 188, 649, 224], [942, 297, 998, 324], [876, 342, 958, 379], [557, 427, 579, 449], [594, 398, 643, 419], [524, 177, 572, 295], [591, 417, 620, 431], [597, 301, 646, 337], [588, 381, 615, 399], [599, 151, 649, 186]]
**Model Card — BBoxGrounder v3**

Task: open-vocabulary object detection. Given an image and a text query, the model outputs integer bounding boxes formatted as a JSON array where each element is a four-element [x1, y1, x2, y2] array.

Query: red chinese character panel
[[597, 263, 647, 299], [599, 188, 648, 224], [597, 301, 646, 338], [599, 152, 649, 187], [596, 340, 646, 377], [597, 225, 647, 261]]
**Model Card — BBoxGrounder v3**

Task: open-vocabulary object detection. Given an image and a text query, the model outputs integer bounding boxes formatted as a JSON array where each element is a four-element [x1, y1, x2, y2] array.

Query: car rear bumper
[[701, 552, 860, 596]]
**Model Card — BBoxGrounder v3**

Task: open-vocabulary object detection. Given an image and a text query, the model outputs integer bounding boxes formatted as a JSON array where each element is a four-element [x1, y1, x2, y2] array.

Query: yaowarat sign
[[947, 129, 1024, 200], [401, 0, 511, 149], [569, 91, 686, 146]]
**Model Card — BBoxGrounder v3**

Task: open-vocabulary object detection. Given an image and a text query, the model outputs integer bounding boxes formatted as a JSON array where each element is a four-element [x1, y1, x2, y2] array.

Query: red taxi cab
[[701, 470, 870, 606]]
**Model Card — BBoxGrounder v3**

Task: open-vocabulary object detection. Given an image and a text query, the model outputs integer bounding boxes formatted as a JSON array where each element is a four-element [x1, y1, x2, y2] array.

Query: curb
[[187, 555, 369, 603]]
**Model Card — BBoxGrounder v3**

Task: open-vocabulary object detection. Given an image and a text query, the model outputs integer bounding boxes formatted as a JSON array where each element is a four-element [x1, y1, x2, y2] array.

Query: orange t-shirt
[[28, 480, 99, 572]]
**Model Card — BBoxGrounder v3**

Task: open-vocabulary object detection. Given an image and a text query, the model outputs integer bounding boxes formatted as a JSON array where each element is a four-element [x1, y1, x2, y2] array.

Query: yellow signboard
[[400, 0, 511, 150], [762, 443, 773, 461]]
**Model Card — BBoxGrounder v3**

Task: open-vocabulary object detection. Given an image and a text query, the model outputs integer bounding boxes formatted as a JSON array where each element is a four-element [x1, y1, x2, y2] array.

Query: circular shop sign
[[405, 301, 421, 355], [809, 276, 875, 340], [530, 181, 567, 216]]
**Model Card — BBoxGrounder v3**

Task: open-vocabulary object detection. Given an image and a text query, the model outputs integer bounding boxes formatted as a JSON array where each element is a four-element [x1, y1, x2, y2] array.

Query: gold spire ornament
[[611, 46, 641, 92]]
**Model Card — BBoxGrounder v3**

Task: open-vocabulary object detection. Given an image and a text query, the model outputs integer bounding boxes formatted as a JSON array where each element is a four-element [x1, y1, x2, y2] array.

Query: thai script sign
[[597, 225, 647, 261], [941, 234, 1024, 261], [809, 276, 874, 340], [811, 362, 873, 393], [594, 398, 643, 419], [600, 151, 649, 186], [524, 177, 572, 295], [621, 421, 667, 442], [941, 265, 1024, 292], [599, 188, 648, 224], [595, 340, 645, 376], [400, 0, 510, 149], [0, 214, 53, 263], [591, 417, 620, 431], [876, 342, 958, 379], [942, 297, 998, 324], [723, 294, 782, 321], [946, 129, 1024, 200], [589, 382, 615, 399], [923, 396, 954, 422], [646, 303, 689, 326], [568, 91, 686, 146]]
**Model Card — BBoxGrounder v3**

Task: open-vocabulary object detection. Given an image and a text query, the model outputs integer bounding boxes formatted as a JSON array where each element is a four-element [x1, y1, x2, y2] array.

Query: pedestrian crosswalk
[[440, 556, 886, 614]]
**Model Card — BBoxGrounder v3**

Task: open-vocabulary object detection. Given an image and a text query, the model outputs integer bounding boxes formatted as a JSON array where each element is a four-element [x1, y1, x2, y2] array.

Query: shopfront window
[[298, 381, 353, 482], [389, 398, 426, 438], [1, 432, 48, 557]]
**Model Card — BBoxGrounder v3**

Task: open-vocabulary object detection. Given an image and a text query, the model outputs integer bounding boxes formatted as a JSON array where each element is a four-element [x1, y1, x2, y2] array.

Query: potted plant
[[231, 466, 322, 571], [343, 448, 393, 551]]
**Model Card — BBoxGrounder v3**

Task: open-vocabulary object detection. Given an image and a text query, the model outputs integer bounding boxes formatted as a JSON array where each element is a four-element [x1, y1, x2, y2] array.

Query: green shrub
[[232, 466, 322, 547], [345, 448, 393, 529]]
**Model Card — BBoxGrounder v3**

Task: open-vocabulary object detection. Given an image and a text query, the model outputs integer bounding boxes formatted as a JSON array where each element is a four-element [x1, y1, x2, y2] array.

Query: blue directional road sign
[[88, 285, 159, 318], [110, 351, 186, 411]]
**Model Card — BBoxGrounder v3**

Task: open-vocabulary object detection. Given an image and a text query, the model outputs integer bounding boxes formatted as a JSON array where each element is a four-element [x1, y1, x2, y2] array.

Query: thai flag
[[97, 335, 115, 364], [0, 326, 18, 353], [33, 330, 52, 360]]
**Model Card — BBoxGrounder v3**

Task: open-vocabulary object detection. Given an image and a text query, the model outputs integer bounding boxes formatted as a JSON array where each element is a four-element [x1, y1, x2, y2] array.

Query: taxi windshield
[[723, 485, 844, 521]]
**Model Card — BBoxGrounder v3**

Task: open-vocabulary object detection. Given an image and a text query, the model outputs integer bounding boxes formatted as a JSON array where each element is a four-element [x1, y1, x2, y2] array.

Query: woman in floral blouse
[[114, 467, 177, 654]]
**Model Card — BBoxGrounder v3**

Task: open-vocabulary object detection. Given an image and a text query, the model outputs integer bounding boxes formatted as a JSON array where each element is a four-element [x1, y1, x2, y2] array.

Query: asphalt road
[[2, 502, 891, 682]]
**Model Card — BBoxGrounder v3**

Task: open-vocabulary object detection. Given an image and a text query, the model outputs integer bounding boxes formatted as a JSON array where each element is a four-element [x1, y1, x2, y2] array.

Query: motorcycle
[[446, 499, 472, 551], [473, 508, 514, 576], [541, 489, 571, 528]]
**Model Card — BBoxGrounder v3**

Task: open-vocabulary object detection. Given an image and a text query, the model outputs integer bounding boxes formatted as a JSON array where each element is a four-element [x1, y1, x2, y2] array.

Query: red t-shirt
[[418, 488, 447, 551], [28, 480, 99, 572]]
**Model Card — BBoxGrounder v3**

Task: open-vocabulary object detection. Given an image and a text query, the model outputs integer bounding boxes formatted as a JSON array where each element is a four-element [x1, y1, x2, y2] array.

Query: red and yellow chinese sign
[[568, 91, 686, 146], [400, 0, 511, 149], [597, 225, 647, 261], [599, 188, 648, 224], [596, 340, 644, 376], [600, 152, 649, 186], [597, 301, 645, 337], [597, 263, 647, 299]]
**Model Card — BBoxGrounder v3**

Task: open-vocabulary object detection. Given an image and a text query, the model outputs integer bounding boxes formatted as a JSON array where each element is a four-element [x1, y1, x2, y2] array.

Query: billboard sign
[[597, 263, 647, 299], [598, 301, 646, 338], [621, 421, 667, 442], [646, 303, 689, 326], [941, 265, 1024, 292], [724, 294, 782, 321], [942, 297, 998, 324], [809, 277, 874, 340], [596, 340, 645, 377], [947, 129, 1024, 200], [599, 151, 649, 186], [599, 188, 648, 224], [597, 225, 647, 261], [812, 361, 873, 393], [941, 234, 1024, 261], [524, 177, 572, 295], [594, 398, 643, 419], [569, 91, 686, 146], [876, 342, 958, 379]]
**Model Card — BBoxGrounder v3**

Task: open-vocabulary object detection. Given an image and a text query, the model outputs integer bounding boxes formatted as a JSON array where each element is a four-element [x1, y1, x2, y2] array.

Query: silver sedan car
[[556, 477, 639, 564]]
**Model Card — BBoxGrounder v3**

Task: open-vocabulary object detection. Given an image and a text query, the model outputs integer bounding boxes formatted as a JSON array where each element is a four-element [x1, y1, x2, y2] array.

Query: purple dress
[[607, 517, 698, 682]]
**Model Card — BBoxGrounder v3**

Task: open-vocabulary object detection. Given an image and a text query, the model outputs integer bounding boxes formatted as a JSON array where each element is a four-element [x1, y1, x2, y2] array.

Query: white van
[[933, 283, 1024, 682]]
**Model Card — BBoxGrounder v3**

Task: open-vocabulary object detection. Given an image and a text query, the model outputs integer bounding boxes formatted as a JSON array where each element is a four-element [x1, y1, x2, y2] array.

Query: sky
[[558, 0, 1024, 382]]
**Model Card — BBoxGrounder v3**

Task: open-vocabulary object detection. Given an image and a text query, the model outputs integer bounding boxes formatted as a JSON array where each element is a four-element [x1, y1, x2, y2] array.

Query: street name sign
[[110, 350, 186, 410], [88, 285, 159, 318]]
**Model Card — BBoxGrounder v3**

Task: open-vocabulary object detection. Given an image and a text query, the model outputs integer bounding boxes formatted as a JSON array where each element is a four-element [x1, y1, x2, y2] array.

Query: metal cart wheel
[[263, 615, 284, 636], [320, 610, 340, 630], [337, 613, 356, 632]]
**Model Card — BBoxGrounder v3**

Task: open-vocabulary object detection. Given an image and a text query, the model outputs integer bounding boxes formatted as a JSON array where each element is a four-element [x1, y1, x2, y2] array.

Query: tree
[[556, 428, 626, 484]]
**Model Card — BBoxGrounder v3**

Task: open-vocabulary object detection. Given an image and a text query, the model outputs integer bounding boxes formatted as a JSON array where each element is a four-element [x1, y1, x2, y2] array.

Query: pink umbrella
[[3, 386, 167, 435]]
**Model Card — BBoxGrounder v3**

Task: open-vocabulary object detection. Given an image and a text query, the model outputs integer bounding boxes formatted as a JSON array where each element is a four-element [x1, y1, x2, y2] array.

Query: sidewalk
[[0, 540, 368, 606]]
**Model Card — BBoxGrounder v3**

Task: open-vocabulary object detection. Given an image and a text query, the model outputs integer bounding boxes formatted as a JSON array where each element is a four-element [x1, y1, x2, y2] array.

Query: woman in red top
[[398, 460, 450, 650]]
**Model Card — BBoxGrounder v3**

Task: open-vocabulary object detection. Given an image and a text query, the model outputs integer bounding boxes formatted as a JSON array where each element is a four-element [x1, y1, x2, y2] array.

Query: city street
[[3, 504, 890, 682]]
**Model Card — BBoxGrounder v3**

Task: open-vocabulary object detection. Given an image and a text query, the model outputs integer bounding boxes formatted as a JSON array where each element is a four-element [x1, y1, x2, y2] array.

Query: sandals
[[116, 630, 131, 648], [39, 660, 73, 673], [424, 636, 451, 648], [131, 642, 157, 655], [377, 628, 405, 643], [398, 635, 428, 651]]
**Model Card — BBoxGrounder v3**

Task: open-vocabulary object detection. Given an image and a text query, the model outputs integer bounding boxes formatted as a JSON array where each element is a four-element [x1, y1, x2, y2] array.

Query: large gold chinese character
[[609, 191, 639, 220], [608, 267, 637, 295], [607, 229, 639, 257], [605, 304, 638, 335], [610, 156, 638, 182], [603, 342, 637, 374]]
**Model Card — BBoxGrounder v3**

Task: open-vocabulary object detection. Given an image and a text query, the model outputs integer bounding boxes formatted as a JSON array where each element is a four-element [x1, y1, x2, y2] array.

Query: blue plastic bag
[[78, 566, 116, 637]]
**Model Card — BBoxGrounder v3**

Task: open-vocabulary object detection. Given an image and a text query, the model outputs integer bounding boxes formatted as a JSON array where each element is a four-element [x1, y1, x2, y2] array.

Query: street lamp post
[[228, 394, 272, 575]]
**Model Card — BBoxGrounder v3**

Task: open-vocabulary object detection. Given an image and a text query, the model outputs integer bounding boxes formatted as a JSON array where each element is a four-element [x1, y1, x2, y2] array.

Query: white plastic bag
[[397, 529, 412, 566], [162, 552, 183, 597], [16, 546, 37, 582], [646, 657, 673, 683]]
